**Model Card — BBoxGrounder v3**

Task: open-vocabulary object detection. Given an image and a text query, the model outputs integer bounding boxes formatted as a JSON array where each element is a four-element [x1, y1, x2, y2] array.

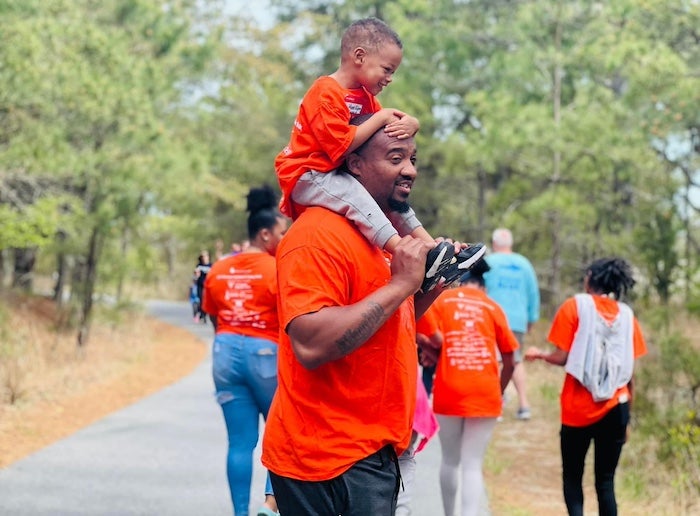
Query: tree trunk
[[684, 184, 691, 304], [115, 225, 129, 304], [548, 5, 563, 303], [477, 166, 487, 240], [549, 211, 562, 306], [166, 237, 176, 276], [12, 247, 37, 291], [77, 227, 102, 347], [53, 230, 67, 306], [0, 249, 5, 289]]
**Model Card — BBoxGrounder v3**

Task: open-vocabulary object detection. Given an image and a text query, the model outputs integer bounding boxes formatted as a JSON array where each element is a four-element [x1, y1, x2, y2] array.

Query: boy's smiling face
[[354, 42, 403, 96]]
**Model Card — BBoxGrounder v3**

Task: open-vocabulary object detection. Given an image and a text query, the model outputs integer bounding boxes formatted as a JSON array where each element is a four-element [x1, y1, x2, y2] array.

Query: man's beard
[[388, 198, 410, 214]]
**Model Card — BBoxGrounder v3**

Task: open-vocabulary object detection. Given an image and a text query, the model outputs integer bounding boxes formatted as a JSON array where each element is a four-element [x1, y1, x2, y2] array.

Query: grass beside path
[[484, 322, 697, 516], [0, 294, 206, 468]]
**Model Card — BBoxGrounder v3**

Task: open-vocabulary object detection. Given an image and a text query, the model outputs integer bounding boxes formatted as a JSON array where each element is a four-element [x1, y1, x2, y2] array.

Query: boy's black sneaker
[[440, 243, 487, 286], [421, 241, 456, 293]]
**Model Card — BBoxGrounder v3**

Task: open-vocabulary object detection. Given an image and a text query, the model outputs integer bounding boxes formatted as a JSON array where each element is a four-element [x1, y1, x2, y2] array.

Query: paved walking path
[[0, 300, 443, 515]]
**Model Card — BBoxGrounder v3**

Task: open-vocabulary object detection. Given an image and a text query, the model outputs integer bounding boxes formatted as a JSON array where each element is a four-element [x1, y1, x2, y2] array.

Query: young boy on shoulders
[[275, 17, 484, 292]]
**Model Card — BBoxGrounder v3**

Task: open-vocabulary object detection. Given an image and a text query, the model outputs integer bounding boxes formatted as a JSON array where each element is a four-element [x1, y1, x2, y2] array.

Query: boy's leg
[[293, 170, 397, 248], [294, 170, 460, 292], [388, 210, 422, 238]]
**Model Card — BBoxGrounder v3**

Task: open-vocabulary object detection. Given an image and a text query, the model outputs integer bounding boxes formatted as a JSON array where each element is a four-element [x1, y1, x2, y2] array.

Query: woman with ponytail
[[525, 257, 647, 516], [203, 185, 288, 516]]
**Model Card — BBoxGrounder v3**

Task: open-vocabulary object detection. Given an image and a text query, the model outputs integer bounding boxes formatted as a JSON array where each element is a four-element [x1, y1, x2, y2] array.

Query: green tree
[[0, 0, 217, 344]]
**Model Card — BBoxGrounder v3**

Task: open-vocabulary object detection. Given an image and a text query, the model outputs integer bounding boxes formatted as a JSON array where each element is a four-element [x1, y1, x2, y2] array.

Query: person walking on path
[[262, 115, 444, 515], [193, 250, 212, 323], [430, 259, 518, 516], [525, 257, 647, 516], [396, 313, 441, 516], [202, 185, 289, 516], [484, 227, 540, 420], [274, 17, 484, 293], [395, 366, 439, 516], [189, 275, 201, 320]]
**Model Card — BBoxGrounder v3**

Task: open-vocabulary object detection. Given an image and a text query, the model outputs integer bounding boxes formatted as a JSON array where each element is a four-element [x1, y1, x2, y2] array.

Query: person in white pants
[[429, 261, 518, 516]]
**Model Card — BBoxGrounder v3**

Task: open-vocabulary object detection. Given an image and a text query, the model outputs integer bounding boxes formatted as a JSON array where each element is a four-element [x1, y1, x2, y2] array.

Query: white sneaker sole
[[457, 245, 487, 270]]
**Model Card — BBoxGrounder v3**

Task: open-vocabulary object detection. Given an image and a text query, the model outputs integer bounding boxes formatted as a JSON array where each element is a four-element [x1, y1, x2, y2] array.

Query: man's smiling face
[[346, 130, 417, 215]]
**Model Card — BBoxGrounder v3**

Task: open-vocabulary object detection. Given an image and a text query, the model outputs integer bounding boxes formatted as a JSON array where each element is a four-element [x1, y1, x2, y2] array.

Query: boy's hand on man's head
[[385, 113, 420, 139], [375, 108, 403, 126]]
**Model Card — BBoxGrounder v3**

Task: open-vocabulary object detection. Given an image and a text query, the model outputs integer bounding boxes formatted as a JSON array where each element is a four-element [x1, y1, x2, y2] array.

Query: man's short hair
[[350, 113, 377, 153], [492, 228, 513, 248], [341, 17, 402, 55]]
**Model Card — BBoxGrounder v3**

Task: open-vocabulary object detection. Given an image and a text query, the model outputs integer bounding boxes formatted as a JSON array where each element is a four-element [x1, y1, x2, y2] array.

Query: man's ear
[[345, 153, 362, 177]]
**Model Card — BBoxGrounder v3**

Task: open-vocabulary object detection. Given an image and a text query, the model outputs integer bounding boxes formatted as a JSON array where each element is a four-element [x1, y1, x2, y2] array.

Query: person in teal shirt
[[484, 228, 540, 420]]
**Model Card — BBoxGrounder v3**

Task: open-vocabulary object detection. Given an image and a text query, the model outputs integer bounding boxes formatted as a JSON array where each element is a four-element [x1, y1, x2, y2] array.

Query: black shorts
[[270, 445, 401, 516]]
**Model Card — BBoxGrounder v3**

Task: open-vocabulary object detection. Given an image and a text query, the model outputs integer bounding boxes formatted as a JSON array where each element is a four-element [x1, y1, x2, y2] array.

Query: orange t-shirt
[[548, 295, 647, 427], [274, 76, 382, 219], [416, 305, 439, 337], [261, 207, 417, 481], [430, 286, 520, 418], [202, 252, 279, 342]]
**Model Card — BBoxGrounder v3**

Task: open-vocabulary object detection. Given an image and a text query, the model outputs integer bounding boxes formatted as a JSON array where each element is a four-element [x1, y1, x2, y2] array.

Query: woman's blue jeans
[[212, 332, 278, 516]]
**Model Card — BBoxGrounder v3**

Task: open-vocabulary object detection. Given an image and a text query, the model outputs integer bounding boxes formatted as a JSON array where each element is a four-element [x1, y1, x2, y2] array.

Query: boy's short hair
[[341, 17, 402, 55]]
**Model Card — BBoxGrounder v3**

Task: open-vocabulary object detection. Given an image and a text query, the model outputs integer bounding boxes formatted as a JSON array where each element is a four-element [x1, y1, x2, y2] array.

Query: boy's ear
[[352, 46, 366, 64]]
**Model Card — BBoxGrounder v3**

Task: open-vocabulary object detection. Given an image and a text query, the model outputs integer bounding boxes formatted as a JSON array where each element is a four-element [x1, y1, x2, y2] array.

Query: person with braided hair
[[203, 185, 289, 516], [525, 257, 647, 516]]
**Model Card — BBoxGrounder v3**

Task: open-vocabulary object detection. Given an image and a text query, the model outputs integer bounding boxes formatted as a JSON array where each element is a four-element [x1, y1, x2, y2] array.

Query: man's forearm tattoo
[[335, 302, 385, 356]]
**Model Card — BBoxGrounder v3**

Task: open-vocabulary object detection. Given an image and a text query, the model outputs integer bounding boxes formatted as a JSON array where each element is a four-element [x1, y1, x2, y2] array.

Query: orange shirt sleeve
[[277, 246, 351, 333], [547, 297, 579, 351]]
